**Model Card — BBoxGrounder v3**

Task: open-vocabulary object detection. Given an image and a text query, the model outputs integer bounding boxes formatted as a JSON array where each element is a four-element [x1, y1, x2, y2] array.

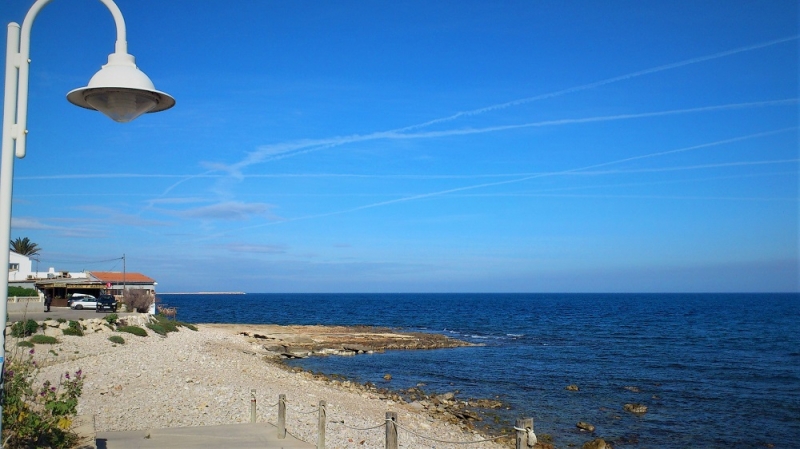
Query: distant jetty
[[161, 292, 246, 295]]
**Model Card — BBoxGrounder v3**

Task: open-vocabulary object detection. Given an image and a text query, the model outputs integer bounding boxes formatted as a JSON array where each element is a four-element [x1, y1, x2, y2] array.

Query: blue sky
[[1, 0, 797, 293]]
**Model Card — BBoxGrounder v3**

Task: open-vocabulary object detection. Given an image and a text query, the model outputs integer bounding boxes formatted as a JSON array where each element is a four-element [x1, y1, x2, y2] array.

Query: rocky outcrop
[[230, 324, 475, 359], [623, 403, 648, 414], [582, 438, 610, 449]]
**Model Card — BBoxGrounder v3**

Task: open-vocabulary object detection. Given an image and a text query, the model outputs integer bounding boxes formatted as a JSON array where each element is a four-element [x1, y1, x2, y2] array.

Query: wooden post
[[516, 417, 534, 449], [278, 394, 286, 439], [385, 411, 397, 449], [317, 400, 326, 449], [250, 389, 256, 423]]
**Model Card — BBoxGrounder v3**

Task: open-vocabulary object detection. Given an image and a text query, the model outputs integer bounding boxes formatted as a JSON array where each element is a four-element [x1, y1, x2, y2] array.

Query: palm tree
[[10, 237, 40, 256]]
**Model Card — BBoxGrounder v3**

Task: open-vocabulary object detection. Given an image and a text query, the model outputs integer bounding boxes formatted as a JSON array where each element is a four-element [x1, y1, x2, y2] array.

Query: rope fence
[[248, 390, 536, 449]]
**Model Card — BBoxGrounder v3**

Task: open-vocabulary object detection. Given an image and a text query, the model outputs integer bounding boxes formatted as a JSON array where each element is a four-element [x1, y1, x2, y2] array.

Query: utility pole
[[122, 253, 126, 302]]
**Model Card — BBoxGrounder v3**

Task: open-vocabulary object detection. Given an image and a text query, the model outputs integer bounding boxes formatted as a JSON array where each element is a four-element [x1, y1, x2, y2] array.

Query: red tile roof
[[89, 272, 155, 283]]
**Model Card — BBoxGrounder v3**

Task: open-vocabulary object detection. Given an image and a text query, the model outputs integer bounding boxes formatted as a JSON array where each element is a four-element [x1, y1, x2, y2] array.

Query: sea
[[158, 293, 800, 448]]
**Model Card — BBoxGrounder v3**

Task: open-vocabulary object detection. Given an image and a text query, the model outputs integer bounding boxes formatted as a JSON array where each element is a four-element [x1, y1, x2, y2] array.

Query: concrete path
[[96, 423, 314, 449]]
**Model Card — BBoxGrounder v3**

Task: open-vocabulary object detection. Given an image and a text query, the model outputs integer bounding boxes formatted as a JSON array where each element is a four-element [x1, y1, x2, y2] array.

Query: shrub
[[65, 321, 84, 337], [56, 318, 66, 323], [108, 335, 125, 345], [123, 289, 154, 313], [7, 286, 37, 297], [146, 323, 167, 336], [61, 328, 82, 337], [181, 322, 199, 331], [117, 325, 147, 337], [29, 335, 59, 345], [155, 316, 179, 332], [2, 350, 84, 448], [11, 319, 39, 338], [104, 313, 119, 325], [16, 341, 34, 348]]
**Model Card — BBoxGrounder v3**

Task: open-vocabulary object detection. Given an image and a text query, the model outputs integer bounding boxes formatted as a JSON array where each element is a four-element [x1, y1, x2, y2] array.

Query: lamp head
[[67, 52, 175, 123]]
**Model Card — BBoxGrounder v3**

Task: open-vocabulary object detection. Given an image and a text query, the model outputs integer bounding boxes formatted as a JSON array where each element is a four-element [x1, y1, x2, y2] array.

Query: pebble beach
[[7, 318, 509, 449]]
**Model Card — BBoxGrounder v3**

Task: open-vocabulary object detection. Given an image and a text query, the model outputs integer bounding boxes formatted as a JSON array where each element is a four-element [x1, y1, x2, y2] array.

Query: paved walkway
[[96, 423, 314, 449]]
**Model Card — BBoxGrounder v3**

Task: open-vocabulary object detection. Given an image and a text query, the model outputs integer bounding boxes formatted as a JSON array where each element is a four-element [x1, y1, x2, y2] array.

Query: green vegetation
[[108, 335, 125, 345], [7, 286, 38, 297], [154, 315, 198, 332], [29, 335, 59, 345], [104, 313, 118, 325], [2, 350, 83, 448], [117, 325, 147, 337], [61, 321, 84, 337], [11, 319, 38, 338], [16, 341, 34, 348], [9, 236, 41, 256], [146, 323, 166, 336], [56, 318, 66, 323]]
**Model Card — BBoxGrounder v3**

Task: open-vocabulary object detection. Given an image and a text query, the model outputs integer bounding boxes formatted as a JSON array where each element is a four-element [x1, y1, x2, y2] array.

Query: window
[[9, 263, 19, 272]]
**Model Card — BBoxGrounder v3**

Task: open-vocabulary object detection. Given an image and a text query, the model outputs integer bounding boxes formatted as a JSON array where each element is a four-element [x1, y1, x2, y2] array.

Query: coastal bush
[[29, 335, 59, 345], [117, 325, 147, 337], [123, 289, 154, 313], [56, 318, 66, 323], [62, 321, 84, 337], [155, 316, 180, 332], [61, 327, 81, 336], [108, 335, 125, 345], [2, 350, 84, 448], [178, 322, 198, 331], [104, 313, 118, 325], [146, 323, 167, 336], [16, 341, 34, 348], [11, 319, 39, 338]]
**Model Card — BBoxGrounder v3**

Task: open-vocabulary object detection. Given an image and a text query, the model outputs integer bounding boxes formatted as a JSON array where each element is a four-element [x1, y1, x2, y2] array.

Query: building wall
[[8, 252, 33, 281]]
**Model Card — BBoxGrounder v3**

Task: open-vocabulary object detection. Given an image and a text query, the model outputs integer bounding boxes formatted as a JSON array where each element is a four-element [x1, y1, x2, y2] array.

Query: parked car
[[95, 295, 117, 312], [70, 296, 98, 310], [67, 293, 95, 307]]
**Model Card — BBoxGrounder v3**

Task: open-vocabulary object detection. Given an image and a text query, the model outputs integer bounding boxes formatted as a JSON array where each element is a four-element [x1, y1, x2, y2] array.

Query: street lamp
[[0, 0, 174, 439]]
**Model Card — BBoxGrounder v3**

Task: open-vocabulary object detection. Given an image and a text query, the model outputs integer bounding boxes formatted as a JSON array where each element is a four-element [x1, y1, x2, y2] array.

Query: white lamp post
[[0, 0, 174, 439]]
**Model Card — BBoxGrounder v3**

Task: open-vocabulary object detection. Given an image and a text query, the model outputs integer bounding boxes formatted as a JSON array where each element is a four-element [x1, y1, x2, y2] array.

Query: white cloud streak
[[206, 128, 796, 238]]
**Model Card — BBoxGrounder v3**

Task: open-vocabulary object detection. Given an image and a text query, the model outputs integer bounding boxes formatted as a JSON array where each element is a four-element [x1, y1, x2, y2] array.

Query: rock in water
[[566, 384, 580, 391], [582, 437, 609, 449], [383, 373, 392, 381], [623, 403, 648, 414], [576, 421, 595, 432]]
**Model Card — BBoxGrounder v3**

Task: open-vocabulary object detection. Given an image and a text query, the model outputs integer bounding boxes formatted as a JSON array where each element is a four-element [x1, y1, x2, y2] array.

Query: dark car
[[95, 295, 117, 312]]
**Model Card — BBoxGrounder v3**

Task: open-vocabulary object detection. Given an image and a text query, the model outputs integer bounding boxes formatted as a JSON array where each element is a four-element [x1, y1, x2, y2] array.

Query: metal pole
[[0, 21, 22, 446]]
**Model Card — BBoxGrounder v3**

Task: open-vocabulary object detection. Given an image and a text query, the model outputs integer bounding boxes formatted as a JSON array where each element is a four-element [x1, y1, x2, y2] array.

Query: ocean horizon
[[159, 292, 800, 448]]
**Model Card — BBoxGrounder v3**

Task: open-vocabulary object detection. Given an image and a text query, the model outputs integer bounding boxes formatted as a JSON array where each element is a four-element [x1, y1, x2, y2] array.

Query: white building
[[8, 251, 87, 283], [8, 250, 33, 281]]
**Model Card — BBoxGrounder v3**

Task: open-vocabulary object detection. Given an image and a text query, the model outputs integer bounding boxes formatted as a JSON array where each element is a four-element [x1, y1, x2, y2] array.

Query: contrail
[[204, 127, 796, 238], [397, 35, 800, 132], [228, 99, 797, 171], [171, 35, 800, 204]]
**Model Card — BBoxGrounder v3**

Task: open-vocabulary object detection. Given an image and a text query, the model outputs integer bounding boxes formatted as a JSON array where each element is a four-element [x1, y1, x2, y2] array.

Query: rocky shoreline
[[6, 316, 516, 449]]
